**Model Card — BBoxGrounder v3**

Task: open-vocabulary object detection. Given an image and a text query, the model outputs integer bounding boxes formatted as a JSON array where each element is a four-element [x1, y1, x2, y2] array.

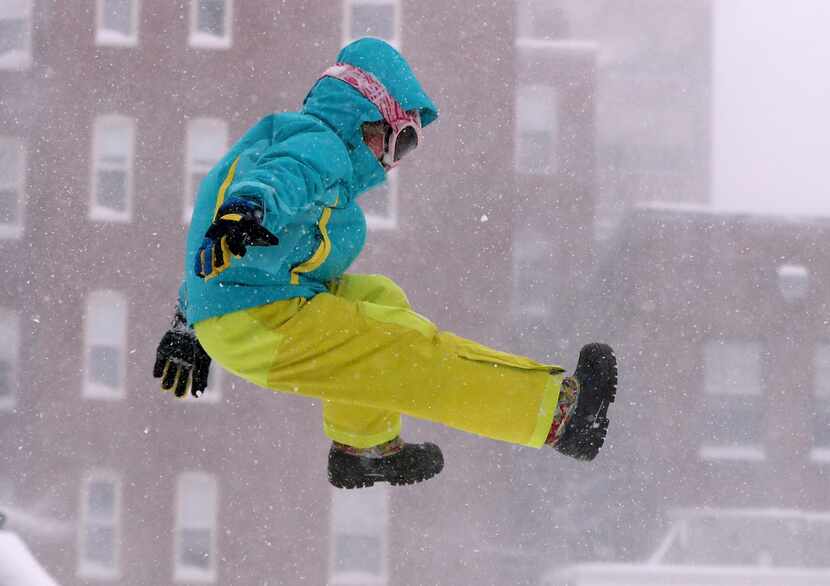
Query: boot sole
[[556, 343, 618, 461], [329, 470, 441, 490], [328, 444, 444, 489]]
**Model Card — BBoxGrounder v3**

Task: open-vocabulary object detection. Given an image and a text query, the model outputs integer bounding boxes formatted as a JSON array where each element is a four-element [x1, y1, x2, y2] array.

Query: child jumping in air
[[154, 37, 618, 489]]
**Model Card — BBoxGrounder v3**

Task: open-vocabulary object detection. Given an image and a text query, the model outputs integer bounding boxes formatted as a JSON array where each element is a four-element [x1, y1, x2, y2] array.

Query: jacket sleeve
[[177, 281, 189, 324], [223, 117, 352, 235]]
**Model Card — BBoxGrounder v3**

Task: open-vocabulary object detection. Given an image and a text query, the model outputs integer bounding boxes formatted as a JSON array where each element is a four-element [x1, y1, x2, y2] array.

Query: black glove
[[194, 197, 279, 280], [153, 307, 211, 398]]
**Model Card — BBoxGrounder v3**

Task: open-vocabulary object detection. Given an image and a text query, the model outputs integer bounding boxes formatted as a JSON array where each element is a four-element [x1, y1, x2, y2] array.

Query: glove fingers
[[153, 354, 167, 378], [212, 238, 226, 272], [160, 362, 178, 391], [191, 362, 210, 398], [226, 232, 247, 258], [173, 365, 192, 398], [246, 223, 280, 246], [195, 239, 213, 278]]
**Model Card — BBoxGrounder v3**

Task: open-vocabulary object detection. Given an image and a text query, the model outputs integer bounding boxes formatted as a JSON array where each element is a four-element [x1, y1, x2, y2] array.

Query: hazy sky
[[712, 0, 830, 216]]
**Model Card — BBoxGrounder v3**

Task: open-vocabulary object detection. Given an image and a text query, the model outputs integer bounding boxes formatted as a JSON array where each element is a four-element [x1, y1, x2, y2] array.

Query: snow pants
[[194, 274, 564, 448]]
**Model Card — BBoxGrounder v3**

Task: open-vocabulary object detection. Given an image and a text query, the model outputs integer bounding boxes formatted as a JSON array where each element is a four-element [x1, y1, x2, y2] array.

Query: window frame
[[699, 338, 766, 462], [77, 470, 122, 581], [0, 137, 25, 239], [189, 0, 233, 50], [82, 290, 128, 401], [342, 0, 402, 49], [362, 168, 398, 230], [0, 0, 33, 70], [90, 114, 135, 223], [183, 118, 228, 223], [0, 307, 19, 412], [328, 485, 389, 586], [95, 0, 140, 47], [174, 471, 219, 583]]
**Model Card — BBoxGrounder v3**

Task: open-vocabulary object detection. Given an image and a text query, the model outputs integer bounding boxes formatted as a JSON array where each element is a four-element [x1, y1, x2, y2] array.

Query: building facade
[[517, 0, 712, 238], [0, 1, 596, 585], [0, 1, 734, 584], [572, 205, 830, 564]]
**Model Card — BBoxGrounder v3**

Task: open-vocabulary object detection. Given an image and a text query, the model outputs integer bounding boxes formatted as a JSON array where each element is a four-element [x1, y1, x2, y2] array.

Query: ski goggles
[[320, 63, 422, 168]]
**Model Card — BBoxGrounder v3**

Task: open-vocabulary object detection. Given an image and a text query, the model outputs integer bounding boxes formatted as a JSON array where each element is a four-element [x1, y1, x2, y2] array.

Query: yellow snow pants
[[194, 274, 564, 449]]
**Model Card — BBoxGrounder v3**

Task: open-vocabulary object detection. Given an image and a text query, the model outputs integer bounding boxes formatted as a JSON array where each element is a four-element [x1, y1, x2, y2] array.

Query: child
[[154, 38, 617, 489]]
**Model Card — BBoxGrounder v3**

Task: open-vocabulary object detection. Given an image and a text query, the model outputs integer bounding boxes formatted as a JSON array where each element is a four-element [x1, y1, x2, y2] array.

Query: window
[[514, 84, 559, 175], [189, 0, 232, 49], [91, 115, 135, 222], [329, 485, 388, 585], [0, 308, 19, 411], [184, 118, 228, 222], [78, 472, 121, 580], [83, 290, 127, 400], [360, 168, 398, 230], [811, 343, 830, 462], [699, 339, 765, 461], [510, 226, 555, 318], [175, 472, 218, 582], [0, 0, 32, 70], [0, 137, 26, 238], [343, 0, 401, 48], [777, 264, 809, 302], [96, 0, 139, 46]]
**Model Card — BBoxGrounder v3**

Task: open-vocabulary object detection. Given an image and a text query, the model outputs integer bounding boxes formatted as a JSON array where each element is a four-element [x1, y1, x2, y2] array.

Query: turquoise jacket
[[180, 38, 438, 325]]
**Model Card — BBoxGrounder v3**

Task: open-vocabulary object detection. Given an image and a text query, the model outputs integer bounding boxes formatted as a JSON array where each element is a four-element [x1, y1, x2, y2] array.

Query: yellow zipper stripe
[[290, 196, 340, 285], [213, 156, 241, 221], [290, 205, 334, 285]]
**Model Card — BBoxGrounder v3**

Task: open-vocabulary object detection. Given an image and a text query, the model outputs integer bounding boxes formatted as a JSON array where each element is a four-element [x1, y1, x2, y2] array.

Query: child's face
[[362, 121, 387, 162]]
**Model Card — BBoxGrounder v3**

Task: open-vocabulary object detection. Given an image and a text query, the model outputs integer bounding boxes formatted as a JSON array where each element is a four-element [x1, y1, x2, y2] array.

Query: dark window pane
[[88, 481, 115, 517], [197, 0, 225, 36], [703, 396, 764, 445], [102, 0, 132, 34], [334, 534, 382, 575], [351, 5, 395, 40], [0, 361, 12, 398], [85, 525, 115, 566], [0, 19, 26, 54], [96, 169, 127, 212], [89, 345, 120, 388], [814, 399, 830, 447], [180, 528, 211, 569]]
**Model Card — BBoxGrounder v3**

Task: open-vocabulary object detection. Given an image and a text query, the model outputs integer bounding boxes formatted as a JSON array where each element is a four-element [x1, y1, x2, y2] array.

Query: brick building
[[0, 0, 734, 584], [0, 1, 597, 584], [570, 204, 830, 563]]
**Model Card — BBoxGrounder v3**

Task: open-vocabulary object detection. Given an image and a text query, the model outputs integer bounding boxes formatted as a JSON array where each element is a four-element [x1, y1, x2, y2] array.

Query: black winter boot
[[328, 438, 444, 489], [553, 343, 618, 461]]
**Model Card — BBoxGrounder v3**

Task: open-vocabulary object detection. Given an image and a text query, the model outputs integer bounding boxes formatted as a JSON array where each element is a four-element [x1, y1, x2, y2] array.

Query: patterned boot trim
[[545, 376, 580, 447], [332, 436, 405, 459]]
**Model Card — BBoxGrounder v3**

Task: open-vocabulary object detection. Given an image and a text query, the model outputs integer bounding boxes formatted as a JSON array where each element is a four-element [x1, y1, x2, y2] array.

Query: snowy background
[[712, 0, 830, 217], [2, 1, 830, 585]]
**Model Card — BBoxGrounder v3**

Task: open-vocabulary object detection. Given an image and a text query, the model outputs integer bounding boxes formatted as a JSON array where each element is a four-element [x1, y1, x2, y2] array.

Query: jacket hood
[[301, 37, 439, 196]]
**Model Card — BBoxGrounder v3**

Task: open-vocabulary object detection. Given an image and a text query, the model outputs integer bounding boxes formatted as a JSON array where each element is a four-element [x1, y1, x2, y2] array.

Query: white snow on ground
[[0, 532, 59, 586]]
